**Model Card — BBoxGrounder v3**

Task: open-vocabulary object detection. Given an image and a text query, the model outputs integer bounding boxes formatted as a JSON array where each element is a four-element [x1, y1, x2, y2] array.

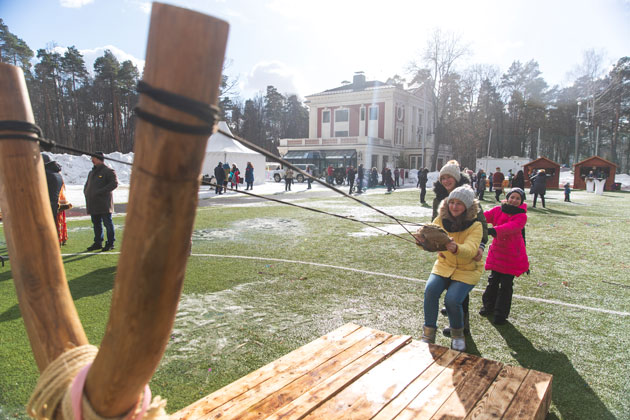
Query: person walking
[[222, 162, 230, 193], [214, 162, 225, 194], [306, 165, 313, 189], [42, 153, 63, 224], [512, 170, 525, 190], [394, 167, 400, 187], [84, 152, 118, 251], [530, 169, 548, 208], [57, 182, 72, 246], [356, 164, 364, 193], [419, 186, 483, 351], [245, 161, 254, 190], [230, 163, 240, 190], [564, 182, 571, 202], [417, 167, 429, 204], [492, 168, 505, 201], [384, 168, 394, 192], [284, 167, 293, 191], [479, 188, 529, 325], [476, 169, 486, 200], [347, 165, 356, 194], [326, 165, 334, 184]]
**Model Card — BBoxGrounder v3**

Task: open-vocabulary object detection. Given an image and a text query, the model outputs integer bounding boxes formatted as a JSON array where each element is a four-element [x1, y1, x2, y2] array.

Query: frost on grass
[[192, 218, 303, 242], [162, 279, 309, 367], [305, 202, 431, 237]]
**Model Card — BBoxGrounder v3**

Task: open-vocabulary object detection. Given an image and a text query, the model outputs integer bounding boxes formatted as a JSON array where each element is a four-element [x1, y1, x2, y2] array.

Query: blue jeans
[[91, 213, 115, 245], [424, 273, 474, 329]]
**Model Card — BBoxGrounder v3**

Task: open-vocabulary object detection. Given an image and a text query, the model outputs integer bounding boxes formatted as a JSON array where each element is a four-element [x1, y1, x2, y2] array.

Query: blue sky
[[2, 0, 629, 100]]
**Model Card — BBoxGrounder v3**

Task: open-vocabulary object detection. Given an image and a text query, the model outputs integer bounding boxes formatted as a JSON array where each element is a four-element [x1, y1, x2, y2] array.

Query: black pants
[[495, 189, 502, 201], [478, 188, 485, 200], [564, 193, 570, 202], [420, 185, 427, 203], [285, 179, 292, 191], [482, 271, 515, 319], [349, 180, 354, 194], [533, 193, 545, 207]]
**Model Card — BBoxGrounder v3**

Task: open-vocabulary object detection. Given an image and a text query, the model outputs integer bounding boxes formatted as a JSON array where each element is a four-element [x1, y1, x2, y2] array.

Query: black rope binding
[[134, 81, 220, 135]]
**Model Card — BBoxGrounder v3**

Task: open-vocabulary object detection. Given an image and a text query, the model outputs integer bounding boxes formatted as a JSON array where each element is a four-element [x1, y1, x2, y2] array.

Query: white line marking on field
[[60, 252, 630, 317], [191, 253, 630, 317]]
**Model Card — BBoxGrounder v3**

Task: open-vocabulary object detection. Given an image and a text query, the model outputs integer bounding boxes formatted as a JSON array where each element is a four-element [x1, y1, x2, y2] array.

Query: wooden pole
[[84, 3, 229, 417], [0, 63, 88, 371]]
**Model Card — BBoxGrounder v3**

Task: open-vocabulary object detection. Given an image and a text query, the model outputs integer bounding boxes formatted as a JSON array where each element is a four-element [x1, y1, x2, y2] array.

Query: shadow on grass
[[529, 207, 577, 216], [0, 266, 116, 323], [493, 322, 616, 419]]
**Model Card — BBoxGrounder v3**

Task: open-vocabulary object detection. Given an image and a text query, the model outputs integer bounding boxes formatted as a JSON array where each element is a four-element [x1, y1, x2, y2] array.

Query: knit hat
[[42, 153, 52, 164], [93, 151, 105, 161], [439, 163, 461, 182], [506, 187, 526, 202], [448, 185, 475, 209]]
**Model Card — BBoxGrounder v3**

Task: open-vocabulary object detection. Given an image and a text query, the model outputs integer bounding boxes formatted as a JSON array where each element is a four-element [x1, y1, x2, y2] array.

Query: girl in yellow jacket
[[421, 185, 483, 351]]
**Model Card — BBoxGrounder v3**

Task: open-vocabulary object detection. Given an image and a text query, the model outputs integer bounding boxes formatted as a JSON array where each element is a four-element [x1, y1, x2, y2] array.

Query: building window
[[360, 107, 365, 121], [395, 126, 403, 145], [369, 106, 378, 120], [335, 109, 349, 122], [334, 131, 349, 137], [322, 111, 330, 123]]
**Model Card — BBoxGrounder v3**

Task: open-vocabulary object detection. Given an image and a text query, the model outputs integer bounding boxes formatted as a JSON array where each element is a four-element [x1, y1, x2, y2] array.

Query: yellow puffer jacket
[[431, 199, 484, 286]]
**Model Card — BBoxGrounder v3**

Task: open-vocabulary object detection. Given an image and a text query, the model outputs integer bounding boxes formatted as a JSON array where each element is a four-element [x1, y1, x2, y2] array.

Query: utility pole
[[574, 101, 581, 165], [537, 128, 541, 158], [595, 126, 600, 156], [486, 128, 492, 172]]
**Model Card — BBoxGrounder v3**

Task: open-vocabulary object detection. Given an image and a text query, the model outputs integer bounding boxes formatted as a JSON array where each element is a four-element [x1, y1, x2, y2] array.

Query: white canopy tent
[[202, 121, 266, 185]]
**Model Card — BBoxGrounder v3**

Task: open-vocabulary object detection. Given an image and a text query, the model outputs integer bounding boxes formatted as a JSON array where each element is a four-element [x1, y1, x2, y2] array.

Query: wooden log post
[[84, 3, 229, 417], [0, 63, 88, 371]]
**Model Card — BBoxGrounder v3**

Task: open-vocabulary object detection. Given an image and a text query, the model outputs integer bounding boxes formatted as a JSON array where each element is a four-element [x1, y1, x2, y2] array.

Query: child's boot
[[421, 326, 436, 344], [450, 327, 466, 351]]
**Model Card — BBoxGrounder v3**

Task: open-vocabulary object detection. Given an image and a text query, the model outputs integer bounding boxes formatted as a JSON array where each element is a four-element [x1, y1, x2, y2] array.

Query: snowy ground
[[45, 152, 630, 211]]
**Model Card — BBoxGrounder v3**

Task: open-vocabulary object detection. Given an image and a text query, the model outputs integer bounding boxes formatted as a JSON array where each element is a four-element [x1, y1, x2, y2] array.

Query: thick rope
[[26, 345, 168, 420]]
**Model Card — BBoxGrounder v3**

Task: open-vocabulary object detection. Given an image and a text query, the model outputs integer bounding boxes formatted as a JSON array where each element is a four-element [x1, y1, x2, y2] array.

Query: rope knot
[[27, 345, 168, 420]]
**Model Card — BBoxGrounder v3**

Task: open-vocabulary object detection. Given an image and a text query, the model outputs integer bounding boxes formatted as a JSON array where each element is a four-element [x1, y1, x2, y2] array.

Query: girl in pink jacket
[[479, 187, 529, 325]]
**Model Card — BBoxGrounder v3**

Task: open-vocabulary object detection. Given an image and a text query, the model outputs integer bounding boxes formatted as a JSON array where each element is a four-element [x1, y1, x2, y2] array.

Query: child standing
[[564, 182, 571, 202], [479, 187, 529, 325], [419, 186, 483, 351]]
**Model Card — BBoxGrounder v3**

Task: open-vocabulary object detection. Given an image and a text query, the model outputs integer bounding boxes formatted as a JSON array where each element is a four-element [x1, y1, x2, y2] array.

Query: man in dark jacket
[[492, 168, 505, 202], [42, 153, 64, 223], [214, 162, 226, 195], [347, 165, 356, 194], [417, 168, 429, 203], [356, 164, 364, 193], [84, 152, 118, 251]]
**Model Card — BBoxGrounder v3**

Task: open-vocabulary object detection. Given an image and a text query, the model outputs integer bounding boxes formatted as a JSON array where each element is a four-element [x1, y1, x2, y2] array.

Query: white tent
[[202, 121, 266, 185]]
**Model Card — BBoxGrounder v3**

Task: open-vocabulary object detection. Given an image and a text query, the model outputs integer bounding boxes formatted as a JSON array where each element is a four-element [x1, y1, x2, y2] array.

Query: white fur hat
[[448, 185, 475, 209], [439, 163, 461, 182]]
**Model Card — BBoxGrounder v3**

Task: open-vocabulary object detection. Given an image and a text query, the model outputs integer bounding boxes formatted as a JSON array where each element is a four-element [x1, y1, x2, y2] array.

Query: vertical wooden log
[[0, 63, 88, 371], [85, 3, 229, 417]]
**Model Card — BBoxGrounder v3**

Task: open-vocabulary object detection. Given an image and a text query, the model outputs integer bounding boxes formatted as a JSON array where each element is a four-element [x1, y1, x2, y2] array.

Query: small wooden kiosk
[[523, 157, 560, 189], [573, 156, 618, 191]]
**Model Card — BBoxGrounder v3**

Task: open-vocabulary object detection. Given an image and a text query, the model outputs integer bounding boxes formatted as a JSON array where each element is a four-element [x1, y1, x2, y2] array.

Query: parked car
[[271, 164, 319, 183]]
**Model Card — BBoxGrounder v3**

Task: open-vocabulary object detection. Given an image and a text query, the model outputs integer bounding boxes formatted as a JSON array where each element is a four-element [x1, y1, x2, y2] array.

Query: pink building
[[279, 72, 452, 172]]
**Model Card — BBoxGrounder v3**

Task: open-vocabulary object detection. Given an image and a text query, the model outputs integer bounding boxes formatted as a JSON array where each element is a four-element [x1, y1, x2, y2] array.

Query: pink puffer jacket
[[484, 203, 529, 276]]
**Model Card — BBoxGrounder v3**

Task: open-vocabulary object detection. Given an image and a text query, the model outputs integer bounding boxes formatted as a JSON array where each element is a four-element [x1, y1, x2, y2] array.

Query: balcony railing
[[280, 136, 394, 147]]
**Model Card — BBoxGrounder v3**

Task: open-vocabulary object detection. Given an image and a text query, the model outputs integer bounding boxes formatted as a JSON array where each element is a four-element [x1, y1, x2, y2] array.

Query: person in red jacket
[[479, 187, 529, 324], [492, 167, 505, 202]]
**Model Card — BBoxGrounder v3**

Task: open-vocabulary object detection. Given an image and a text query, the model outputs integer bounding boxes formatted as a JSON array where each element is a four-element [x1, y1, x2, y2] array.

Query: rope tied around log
[[134, 80, 220, 135], [27, 345, 168, 420]]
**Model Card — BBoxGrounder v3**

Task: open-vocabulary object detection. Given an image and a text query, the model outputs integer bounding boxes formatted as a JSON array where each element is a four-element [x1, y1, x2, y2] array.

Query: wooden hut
[[573, 156, 617, 190], [523, 157, 560, 189]]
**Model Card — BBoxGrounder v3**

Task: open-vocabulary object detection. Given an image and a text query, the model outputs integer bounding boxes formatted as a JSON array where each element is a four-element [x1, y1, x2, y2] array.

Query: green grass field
[[1, 187, 629, 419]]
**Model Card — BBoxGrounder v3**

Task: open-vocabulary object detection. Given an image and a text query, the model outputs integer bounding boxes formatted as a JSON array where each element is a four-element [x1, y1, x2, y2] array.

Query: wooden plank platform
[[171, 324, 552, 419]]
